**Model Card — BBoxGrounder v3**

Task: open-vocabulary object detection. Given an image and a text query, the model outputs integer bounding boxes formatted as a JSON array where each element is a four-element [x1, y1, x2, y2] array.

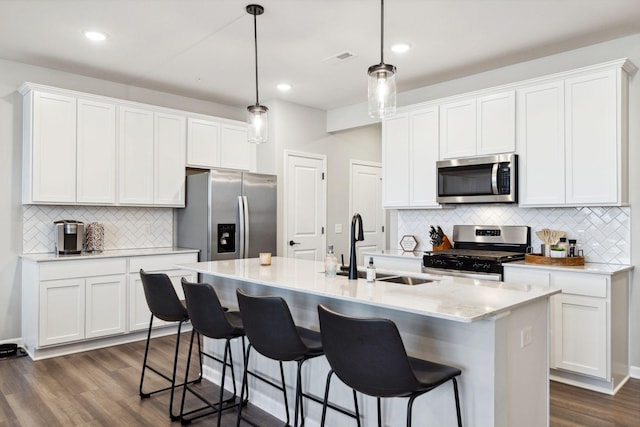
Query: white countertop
[[362, 249, 424, 260], [21, 247, 199, 262], [504, 260, 633, 275], [176, 257, 559, 323]]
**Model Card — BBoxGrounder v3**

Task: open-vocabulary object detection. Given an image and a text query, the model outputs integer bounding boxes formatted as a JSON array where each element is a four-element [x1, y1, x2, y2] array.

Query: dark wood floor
[[0, 333, 638, 426]]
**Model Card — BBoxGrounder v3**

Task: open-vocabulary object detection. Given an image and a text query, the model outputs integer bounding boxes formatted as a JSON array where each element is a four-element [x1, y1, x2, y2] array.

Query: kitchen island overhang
[[177, 257, 559, 427]]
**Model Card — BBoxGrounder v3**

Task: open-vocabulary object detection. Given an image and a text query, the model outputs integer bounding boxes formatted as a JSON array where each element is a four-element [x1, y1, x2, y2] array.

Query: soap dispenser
[[366, 257, 376, 282], [325, 245, 338, 277]]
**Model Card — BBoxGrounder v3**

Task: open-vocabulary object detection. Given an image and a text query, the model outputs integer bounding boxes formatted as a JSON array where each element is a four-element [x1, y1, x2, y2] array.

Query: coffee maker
[[54, 220, 85, 255]]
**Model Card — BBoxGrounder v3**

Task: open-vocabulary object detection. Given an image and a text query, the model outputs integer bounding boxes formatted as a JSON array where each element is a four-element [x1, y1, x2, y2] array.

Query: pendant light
[[246, 4, 268, 144], [367, 0, 396, 119]]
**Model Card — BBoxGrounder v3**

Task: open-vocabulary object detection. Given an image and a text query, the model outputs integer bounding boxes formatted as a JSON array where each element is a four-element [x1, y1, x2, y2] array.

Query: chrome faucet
[[349, 213, 364, 280]]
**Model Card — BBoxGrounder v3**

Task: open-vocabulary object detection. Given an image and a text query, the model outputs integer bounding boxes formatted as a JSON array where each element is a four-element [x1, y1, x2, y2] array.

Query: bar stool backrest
[[236, 289, 309, 361], [181, 279, 241, 339], [139, 269, 188, 322], [317, 304, 421, 397]]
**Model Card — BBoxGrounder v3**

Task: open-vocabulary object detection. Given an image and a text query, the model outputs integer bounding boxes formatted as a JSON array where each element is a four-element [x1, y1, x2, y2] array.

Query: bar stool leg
[[407, 394, 418, 427], [179, 329, 197, 423], [139, 313, 155, 398], [353, 389, 361, 427], [376, 397, 382, 427], [236, 344, 251, 427], [320, 370, 333, 427], [279, 361, 291, 426], [453, 378, 462, 427]]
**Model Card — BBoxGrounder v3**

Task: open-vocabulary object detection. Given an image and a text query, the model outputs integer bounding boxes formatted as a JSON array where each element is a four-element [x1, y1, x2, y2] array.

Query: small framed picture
[[400, 235, 418, 252]]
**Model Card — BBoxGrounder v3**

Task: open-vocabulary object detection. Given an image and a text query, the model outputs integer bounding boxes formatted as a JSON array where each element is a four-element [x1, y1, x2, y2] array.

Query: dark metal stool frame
[[317, 304, 463, 427], [235, 289, 334, 427], [179, 279, 247, 426], [138, 269, 203, 421]]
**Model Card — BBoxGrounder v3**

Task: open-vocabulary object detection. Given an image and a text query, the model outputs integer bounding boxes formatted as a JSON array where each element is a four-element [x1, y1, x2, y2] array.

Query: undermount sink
[[335, 270, 431, 285]]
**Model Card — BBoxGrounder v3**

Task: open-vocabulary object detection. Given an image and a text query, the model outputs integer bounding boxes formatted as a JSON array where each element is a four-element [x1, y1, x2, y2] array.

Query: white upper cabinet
[[477, 91, 516, 155], [516, 81, 566, 206], [186, 117, 254, 171], [517, 60, 633, 207], [118, 106, 155, 205], [439, 97, 476, 159], [186, 118, 220, 168], [565, 70, 620, 205], [154, 112, 186, 206], [23, 90, 77, 204], [382, 106, 440, 208], [440, 90, 515, 159], [77, 98, 117, 205]]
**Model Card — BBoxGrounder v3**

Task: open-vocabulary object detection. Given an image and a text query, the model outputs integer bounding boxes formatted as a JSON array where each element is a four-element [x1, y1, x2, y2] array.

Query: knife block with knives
[[429, 226, 453, 251]]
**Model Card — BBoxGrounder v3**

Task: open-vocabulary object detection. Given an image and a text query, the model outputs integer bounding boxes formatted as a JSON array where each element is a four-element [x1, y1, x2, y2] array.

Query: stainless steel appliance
[[54, 220, 85, 255], [422, 225, 530, 281], [176, 169, 277, 261], [437, 153, 517, 204]]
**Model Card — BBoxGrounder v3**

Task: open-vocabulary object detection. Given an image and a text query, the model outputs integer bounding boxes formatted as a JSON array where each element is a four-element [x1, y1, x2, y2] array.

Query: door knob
[[289, 240, 300, 246]]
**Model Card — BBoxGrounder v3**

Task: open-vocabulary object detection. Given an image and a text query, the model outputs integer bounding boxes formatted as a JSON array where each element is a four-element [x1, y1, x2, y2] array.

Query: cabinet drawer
[[503, 268, 550, 286], [39, 258, 126, 281], [550, 272, 608, 298], [129, 253, 197, 273]]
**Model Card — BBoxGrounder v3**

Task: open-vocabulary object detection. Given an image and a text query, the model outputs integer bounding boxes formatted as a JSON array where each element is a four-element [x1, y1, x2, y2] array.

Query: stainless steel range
[[422, 225, 530, 281]]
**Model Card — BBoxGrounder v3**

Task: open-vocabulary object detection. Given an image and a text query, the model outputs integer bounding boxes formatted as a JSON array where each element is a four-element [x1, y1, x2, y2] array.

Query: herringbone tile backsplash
[[23, 205, 173, 253], [397, 206, 630, 264]]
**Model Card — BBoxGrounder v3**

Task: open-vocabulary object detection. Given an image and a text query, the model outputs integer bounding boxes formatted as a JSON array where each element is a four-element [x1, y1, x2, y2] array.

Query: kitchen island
[[177, 257, 560, 427]]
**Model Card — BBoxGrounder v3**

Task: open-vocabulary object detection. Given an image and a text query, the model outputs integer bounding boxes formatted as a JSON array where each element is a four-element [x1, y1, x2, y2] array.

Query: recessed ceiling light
[[391, 43, 412, 54], [277, 83, 292, 92], [84, 31, 107, 42]]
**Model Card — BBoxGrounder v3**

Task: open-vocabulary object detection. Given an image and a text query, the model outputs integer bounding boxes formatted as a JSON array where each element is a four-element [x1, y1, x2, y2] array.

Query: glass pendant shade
[[247, 104, 268, 144], [368, 63, 397, 119]]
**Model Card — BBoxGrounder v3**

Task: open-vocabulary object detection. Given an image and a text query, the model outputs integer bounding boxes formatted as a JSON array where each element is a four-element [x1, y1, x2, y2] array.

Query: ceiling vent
[[322, 51, 358, 65]]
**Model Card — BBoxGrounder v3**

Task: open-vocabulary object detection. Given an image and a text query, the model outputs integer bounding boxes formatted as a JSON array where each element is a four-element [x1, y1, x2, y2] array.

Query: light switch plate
[[335, 224, 342, 233]]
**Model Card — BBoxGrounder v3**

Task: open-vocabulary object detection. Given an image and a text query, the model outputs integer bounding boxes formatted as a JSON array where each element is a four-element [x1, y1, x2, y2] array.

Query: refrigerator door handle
[[238, 196, 245, 258], [243, 196, 250, 258]]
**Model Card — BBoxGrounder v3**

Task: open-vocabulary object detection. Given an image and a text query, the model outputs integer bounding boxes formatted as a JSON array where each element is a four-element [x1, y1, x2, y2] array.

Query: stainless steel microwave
[[436, 153, 517, 204]]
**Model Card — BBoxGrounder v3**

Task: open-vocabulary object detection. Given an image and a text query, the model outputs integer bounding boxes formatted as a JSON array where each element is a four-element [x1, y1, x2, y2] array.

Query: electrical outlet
[[335, 223, 342, 234], [521, 326, 533, 348]]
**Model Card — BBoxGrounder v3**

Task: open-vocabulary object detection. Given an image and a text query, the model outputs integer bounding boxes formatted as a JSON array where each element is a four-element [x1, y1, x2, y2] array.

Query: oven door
[[421, 266, 502, 281], [436, 153, 517, 204]]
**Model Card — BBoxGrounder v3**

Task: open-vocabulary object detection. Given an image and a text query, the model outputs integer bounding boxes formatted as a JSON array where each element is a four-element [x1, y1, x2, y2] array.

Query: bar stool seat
[[138, 269, 202, 421], [180, 279, 246, 427], [317, 304, 463, 427], [235, 289, 324, 427]]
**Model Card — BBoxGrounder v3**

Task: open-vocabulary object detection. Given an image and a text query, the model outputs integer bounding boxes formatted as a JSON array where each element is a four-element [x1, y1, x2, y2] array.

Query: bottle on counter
[[325, 245, 338, 277], [366, 257, 376, 282], [568, 239, 577, 257]]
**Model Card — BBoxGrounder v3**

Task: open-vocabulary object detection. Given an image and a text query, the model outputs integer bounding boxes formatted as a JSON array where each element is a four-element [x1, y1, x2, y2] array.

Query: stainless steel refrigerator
[[176, 169, 277, 261]]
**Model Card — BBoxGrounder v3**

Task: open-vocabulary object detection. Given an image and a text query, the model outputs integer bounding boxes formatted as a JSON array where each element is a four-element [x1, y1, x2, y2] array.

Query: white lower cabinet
[[22, 251, 197, 359], [503, 265, 630, 394]]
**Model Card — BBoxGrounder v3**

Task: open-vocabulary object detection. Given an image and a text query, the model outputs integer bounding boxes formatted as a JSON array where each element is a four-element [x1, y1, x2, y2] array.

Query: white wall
[[0, 58, 245, 342]]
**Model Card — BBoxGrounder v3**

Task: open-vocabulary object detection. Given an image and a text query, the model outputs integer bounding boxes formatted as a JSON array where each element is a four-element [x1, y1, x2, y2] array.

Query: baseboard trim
[[630, 365, 640, 379]]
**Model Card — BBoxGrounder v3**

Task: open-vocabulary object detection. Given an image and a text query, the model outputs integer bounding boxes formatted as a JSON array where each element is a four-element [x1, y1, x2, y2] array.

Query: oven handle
[[421, 266, 502, 282], [491, 163, 499, 195]]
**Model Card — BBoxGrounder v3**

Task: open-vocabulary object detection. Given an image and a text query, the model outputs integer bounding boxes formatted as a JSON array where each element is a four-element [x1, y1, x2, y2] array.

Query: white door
[[39, 278, 85, 346], [154, 112, 186, 206], [350, 161, 384, 266], [285, 152, 326, 261], [118, 106, 154, 205], [85, 275, 126, 338]]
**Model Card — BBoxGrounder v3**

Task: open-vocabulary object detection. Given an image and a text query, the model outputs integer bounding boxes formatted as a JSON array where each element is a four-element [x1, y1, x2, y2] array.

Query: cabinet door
[[553, 294, 607, 379], [154, 112, 186, 206], [565, 70, 618, 205], [516, 81, 565, 206], [77, 98, 117, 204], [439, 98, 476, 159], [409, 107, 440, 207], [382, 113, 410, 207], [39, 278, 85, 346], [30, 91, 77, 203], [118, 106, 154, 204], [186, 118, 220, 168], [85, 275, 126, 338], [220, 123, 254, 171], [477, 90, 515, 155]]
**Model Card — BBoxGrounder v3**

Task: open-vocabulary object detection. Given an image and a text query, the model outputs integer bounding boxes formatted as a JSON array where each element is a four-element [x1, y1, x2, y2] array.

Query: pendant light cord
[[253, 10, 260, 106], [380, 0, 385, 64]]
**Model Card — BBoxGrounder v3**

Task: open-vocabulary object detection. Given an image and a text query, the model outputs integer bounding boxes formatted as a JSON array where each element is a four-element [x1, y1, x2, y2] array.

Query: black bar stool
[[235, 289, 324, 427], [138, 269, 202, 421], [180, 279, 246, 426], [317, 304, 463, 427]]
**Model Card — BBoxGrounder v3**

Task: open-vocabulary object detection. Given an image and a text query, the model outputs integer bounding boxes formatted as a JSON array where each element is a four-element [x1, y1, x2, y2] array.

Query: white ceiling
[[1, 0, 639, 111]]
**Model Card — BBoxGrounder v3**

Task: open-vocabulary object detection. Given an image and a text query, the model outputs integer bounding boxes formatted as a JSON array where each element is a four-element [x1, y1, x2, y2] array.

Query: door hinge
[[382, 225, 385, 232], [322, 226, 325, 235], [322, 172, 325, 180]]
